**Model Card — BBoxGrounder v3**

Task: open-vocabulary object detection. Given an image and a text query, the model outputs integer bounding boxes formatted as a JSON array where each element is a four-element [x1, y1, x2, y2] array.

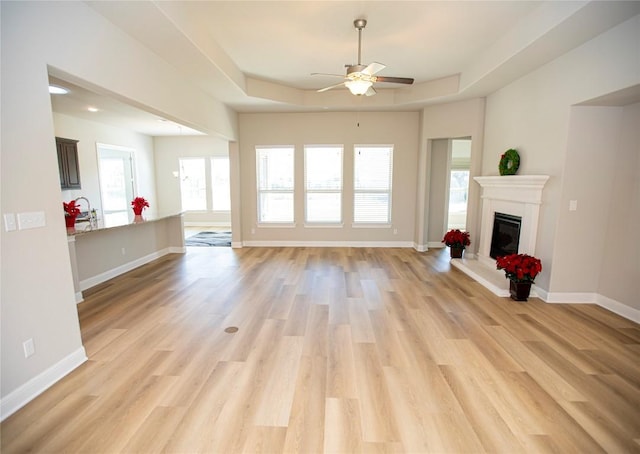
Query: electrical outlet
[[23, 338, 35, 358], [569, 200, 578, 211], [393, 228, 398, 235], [121, 247, 126, 255]]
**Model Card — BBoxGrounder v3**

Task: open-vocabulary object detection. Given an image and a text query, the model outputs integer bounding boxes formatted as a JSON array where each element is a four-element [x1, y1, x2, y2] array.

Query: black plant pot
[[509, 280, 532, 301], [450, 246, 464, 259]]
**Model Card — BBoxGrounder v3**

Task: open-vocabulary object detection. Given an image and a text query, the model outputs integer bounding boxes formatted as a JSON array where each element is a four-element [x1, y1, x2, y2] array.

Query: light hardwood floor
[[2, 247, 640, 453]]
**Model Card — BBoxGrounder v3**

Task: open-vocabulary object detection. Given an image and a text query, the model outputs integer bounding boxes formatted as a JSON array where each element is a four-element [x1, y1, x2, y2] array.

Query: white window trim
[[210, 155, 231, 213], [351, 223, 392, 229], [353, 144, 394, 225], [304, 145, 343, 225], [304, 223, 345, 228], [256, 145, 295, 224], [179, 157, 208, 212], [257, 222, 297, 228]]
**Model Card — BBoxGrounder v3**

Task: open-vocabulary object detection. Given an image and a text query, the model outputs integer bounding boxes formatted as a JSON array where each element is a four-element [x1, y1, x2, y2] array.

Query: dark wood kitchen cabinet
[[56, 137, 81, 189]]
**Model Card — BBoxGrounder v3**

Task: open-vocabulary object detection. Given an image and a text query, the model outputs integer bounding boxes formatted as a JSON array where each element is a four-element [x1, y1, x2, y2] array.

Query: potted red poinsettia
[[496, 253, 542, 301], [63, 200, 81, 228], [131, 196, 149, 216], [442, 229, 471, 258]]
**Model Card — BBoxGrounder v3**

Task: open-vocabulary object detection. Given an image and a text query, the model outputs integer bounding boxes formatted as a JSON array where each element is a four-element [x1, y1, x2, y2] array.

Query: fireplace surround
[[452, 175, 549, 297]]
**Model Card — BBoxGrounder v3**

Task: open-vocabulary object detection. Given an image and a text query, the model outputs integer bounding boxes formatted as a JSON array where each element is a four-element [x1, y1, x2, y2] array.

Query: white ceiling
[[49, 1, 640, 136]]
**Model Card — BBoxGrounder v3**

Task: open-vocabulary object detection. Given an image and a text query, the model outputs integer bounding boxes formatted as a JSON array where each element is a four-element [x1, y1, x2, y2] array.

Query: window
[[447, 139, 471, 230], [211, 156, 231, 211], [354, 145, 393, 224], [304, 146, 343, 223], [256, 146, 294, 223], [97, 144, 136, 226], [179, 158, 207, 211]]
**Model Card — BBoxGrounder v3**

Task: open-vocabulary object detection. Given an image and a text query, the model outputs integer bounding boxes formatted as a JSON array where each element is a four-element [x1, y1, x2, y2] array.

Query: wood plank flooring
[[2, 246, 640, 453]]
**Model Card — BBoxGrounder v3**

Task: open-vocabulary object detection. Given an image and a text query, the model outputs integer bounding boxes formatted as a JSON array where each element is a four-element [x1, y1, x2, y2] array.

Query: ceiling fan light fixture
[[345, 79, 372, 96], [48, 85, 68, 95]]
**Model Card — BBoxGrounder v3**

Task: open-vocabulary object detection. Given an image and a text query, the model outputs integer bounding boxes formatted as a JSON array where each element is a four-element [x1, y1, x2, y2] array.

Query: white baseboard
[[184, 222, 230, 228], [542, 290, 640, 323], [452, 259, 639, 323], [427, 242, 446, 249], [231, 241, 243, 249], [537, 289, 596, 304], [242, 240, 415, 248], [75, 292, 84, 304], [414, 243, 428, 252], [596, 294, 640, 323], [79, 247, 183, 291], [1, 347, 87, 422]]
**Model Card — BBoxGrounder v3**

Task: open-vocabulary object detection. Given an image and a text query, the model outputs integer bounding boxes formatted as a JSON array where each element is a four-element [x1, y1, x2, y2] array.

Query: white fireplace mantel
[[452, 175, 549, 297], [475, 175, 549, 267]]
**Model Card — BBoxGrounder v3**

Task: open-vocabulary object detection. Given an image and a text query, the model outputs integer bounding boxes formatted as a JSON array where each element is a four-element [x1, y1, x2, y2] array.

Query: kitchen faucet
[[74, 196, 97, 228]]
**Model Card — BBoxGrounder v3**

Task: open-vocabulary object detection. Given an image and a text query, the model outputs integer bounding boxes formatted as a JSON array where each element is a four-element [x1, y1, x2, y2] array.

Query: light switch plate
[[23, 338, 35, 358], [4, 213, 17, 231], [17, 211, 46, 230]]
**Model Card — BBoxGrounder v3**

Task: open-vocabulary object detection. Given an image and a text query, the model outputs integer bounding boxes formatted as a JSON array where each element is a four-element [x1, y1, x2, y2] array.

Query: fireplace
[[450, 175, 549, 297], [490, 212, 521, 258]]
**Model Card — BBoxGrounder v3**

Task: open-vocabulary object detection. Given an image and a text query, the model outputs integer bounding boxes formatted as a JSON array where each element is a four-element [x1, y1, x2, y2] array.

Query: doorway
[[97, 143, 136, 226], [447, 138, 471, 230]]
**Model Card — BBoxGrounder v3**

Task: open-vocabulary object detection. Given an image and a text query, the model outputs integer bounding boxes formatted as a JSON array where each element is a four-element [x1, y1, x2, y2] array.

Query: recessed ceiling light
[[48, 85, 68, 95], [87, 107, 99, 112]]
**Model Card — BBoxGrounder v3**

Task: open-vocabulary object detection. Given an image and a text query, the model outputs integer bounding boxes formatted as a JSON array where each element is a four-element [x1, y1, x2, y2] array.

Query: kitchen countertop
[[67, 211, 184, 237]]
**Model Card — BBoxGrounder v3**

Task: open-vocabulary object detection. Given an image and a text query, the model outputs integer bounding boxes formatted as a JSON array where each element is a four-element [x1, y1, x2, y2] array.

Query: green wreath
[[499, 148, 520, 175]]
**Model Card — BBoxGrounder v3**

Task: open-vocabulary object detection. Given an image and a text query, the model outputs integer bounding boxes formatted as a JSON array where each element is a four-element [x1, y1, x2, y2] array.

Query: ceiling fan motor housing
[[346, 64, 368, 76]]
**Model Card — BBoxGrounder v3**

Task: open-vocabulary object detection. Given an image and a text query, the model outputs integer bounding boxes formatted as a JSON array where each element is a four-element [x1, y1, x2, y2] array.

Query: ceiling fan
[[313, 19, 414, 96]]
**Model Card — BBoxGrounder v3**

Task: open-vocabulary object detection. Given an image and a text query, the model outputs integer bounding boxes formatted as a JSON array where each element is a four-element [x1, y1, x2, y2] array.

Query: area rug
[[185, 231, 232, 247]]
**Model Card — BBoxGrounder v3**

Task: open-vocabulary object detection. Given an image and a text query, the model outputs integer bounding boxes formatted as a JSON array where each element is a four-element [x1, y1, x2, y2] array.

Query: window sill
[[304, 223, 344, 228], [351, 223, 392, 229], [257, 222, 297, 228]]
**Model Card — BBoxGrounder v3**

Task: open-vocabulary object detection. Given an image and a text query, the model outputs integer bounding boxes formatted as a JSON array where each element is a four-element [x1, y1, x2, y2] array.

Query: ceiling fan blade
[[365, 85, 377, 97], [362, 62, 386, 76], [311, 72, 346, 78], [374, 76, 414, 85], [317, 82, 346, 93]]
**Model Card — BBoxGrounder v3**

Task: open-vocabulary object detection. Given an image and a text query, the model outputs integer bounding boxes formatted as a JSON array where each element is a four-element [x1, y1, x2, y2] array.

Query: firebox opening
[[490, 212, 522, 259]]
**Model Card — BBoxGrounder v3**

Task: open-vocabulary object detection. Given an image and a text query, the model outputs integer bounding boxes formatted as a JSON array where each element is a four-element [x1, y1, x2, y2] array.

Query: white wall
[[0, 1, 236, 417], [416, 98, 485, 252], [53, 112, 157, 219], [482, 14, 640, 292], [154, 136, 231, 226], [238, 112, 419, 245], [597, 103, 640, 310], [551, 106, 622, 293], [427, 139, 449, 245], [551, 103, 639, 312]]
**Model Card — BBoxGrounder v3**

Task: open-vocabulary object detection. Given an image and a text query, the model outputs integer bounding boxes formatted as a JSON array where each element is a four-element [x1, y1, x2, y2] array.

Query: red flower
[[131, 197, 149, 211], [63, 200, 81, 217], [442, 229, 471, 248], [496, 254, 542, 283]]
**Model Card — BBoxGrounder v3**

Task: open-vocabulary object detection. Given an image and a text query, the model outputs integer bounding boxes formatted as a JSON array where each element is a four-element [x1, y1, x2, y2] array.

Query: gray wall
[[154, 136, 231, 226], [238, 112, 419, 245], [427, 139, 449, 245], [1, 1, 236, 413], [483, 14, 639, 299]]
